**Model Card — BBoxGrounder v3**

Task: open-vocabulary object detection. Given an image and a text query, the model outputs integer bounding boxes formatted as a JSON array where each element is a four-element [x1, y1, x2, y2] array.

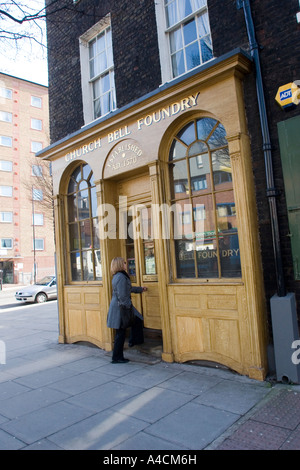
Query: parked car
[[15, 276, 57, 303]]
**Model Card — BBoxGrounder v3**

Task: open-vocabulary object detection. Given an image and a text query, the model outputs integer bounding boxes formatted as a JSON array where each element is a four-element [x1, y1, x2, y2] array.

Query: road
[[0, 287, 58, 312]]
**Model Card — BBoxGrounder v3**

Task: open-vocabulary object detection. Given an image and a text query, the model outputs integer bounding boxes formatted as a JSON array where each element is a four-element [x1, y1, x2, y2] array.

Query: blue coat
[[107, 271, 143, 329]]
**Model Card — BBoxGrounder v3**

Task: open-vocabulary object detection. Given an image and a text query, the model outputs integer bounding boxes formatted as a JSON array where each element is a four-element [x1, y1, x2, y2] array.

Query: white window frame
[[0, 212, 13, 223], [0, 87, 12, 100], [0, 111, 12, 123], [33, 238, 44, 251], [155, 0, 213, 84], [31, 141, 43, 153], [32, 164, 43, 177], [32, 188, 43, 201], [0, 186, 12, 197], [33, 213, 44, 226], [0, 160, 12, 172], [31, 118, 42, 131], [0, 136, 12, 147], [31, 96, 42, 108], [0, 238, 12, 249], [79, 14, 117, 125]]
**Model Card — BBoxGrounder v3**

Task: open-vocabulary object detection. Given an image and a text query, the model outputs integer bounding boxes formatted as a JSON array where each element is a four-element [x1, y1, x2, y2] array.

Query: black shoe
[[128, 342, 134, 347], [111, 358, 130, 364]]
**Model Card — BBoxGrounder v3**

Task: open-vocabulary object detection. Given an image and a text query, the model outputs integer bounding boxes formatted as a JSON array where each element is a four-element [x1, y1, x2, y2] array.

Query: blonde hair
[[110, 257, 125, 276]]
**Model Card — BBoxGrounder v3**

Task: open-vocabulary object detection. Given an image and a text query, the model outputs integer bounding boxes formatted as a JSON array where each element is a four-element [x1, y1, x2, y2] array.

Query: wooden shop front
[[40, 50, 268, 380]]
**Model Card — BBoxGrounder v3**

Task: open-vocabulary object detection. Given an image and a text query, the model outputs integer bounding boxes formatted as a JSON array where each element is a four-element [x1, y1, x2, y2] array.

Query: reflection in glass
[[71, 252, 81, 281], [67, 194, 77, 222], [219, 234, 241, 277], [168, 117, 241, 280], [67, 163, 101, 281], [196, 239, 218, 278], [175, 239, 196, 278], [80, 220, 92, 249], [78, 189, 89, 220], [69, 223, 79, 251]]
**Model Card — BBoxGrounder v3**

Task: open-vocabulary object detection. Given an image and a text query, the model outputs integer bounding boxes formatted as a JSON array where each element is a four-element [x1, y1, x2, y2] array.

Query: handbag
[[119, 304, 135, 329]]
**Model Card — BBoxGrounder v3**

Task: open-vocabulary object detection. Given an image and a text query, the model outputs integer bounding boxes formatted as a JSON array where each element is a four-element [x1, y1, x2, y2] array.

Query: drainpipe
[[237, 0, 286, 297]]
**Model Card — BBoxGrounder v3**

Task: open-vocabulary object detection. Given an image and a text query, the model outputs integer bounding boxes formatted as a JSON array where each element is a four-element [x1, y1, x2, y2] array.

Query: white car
[[15, 276, 57, 303]]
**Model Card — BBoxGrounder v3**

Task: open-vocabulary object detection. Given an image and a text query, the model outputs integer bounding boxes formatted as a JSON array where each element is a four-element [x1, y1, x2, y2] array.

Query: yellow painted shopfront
[[40, 51, 268, 380]]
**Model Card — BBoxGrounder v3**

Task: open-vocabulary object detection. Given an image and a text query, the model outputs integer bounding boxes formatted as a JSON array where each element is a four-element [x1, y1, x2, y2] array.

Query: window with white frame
[[33, 238, 44, 250], [0, 111, 12, 123], [0, 212, 13, 223], [0, 136, 12, 147], [0, 160, 12, 172], [0, 87, 12, 100], [0, 186, 12, 197], [32, 164, 43, 177], [33, 213, 44, 225], [32, 188, 43, 201], [79, 15, 116, 124], [31, 118, 42, 130], [0, 238, 12, 249], [155, 0, 213, 83], [31, 141, 43, 153], [31, 96, 42, 108]]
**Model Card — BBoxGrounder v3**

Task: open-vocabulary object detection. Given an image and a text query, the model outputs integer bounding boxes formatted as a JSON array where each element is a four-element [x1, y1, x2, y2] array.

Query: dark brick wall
[[46, 0, 161, 143], [209, 0, 300, 328]]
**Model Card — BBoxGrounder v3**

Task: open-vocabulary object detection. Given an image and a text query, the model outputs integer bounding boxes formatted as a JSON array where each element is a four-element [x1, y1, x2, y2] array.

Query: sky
[[0, 0, 48, 86]]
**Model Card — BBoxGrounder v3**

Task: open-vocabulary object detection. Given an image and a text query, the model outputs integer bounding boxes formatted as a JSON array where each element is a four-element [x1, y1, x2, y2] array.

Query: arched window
[[66, 163, 101, 281], [168, 117, 241, 279]]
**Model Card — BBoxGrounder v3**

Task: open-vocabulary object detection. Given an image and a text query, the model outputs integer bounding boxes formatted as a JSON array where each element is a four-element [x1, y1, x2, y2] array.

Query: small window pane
[[34, 239, 44, 250], [0, 88, 12, 99], [31, 96, 42, 108], [1, 238, 12, 249], [31, 141, 43, 153], [31, 118, 42, 130], [71, 252, 81, 281], [0, 136, 12, 147], [0, 160, 12, 172], [0, 186, 12, 197], [0, 111, 12, 122], [0, 212, 12, 222], [32, 165, 43, 177], [33, 213, 43, 225]]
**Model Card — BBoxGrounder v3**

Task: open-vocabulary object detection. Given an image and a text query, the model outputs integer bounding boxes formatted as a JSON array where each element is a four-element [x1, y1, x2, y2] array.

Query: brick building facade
[[0, 73, 55, 284], [41, 0, 300, 379]]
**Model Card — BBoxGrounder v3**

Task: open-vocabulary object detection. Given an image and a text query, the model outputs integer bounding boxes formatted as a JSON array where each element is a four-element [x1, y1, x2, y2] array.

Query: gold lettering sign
[[64, 137, 101, 162], [104, 141, 143, 177]]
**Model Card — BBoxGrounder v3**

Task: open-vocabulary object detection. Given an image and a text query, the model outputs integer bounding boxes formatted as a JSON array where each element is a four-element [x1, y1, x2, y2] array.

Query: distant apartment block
[[0, 72, 54, 284]]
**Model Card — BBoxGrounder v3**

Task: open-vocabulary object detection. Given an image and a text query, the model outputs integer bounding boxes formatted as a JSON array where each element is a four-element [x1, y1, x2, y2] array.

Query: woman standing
[[107, 257, 147, 363]]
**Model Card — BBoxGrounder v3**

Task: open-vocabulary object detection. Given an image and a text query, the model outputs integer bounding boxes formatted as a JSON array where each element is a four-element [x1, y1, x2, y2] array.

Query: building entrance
[[117, 174, 162, 332]]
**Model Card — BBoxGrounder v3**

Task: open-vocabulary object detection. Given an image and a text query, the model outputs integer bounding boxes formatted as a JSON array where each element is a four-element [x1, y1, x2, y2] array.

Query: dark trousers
[[129, 317, 144, 345], [112, 328, 126, 361]]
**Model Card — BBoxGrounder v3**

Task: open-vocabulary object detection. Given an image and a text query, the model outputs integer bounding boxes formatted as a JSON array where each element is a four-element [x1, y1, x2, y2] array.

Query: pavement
[[0, 285, 300, 452]]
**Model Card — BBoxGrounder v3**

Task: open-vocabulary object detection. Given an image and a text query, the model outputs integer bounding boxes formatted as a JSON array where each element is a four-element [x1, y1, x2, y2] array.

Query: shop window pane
[[71, 252, 81, 281], [196, 117, 217, 141], [189, 154, 209, 194], [90, 187, 97, 218], [92, 218, 100, 249], [80, 219, 92, 249], [144, 241, 156, 275], [219, 234, 241, 278], [169, 139, 187, 161], [78, 189, 89, 219], [69, 223, 79, 250], [94, 249, 102, 280], [169, 159, 188, 199], [175, 239, 196, 278], [178, 121, 196, 145], [196, 238, 218, 278], [68, 194, 77, 222], [216, 191, 237, 232], [82, 250, 94, 280], [208, 123, 228, 149]]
